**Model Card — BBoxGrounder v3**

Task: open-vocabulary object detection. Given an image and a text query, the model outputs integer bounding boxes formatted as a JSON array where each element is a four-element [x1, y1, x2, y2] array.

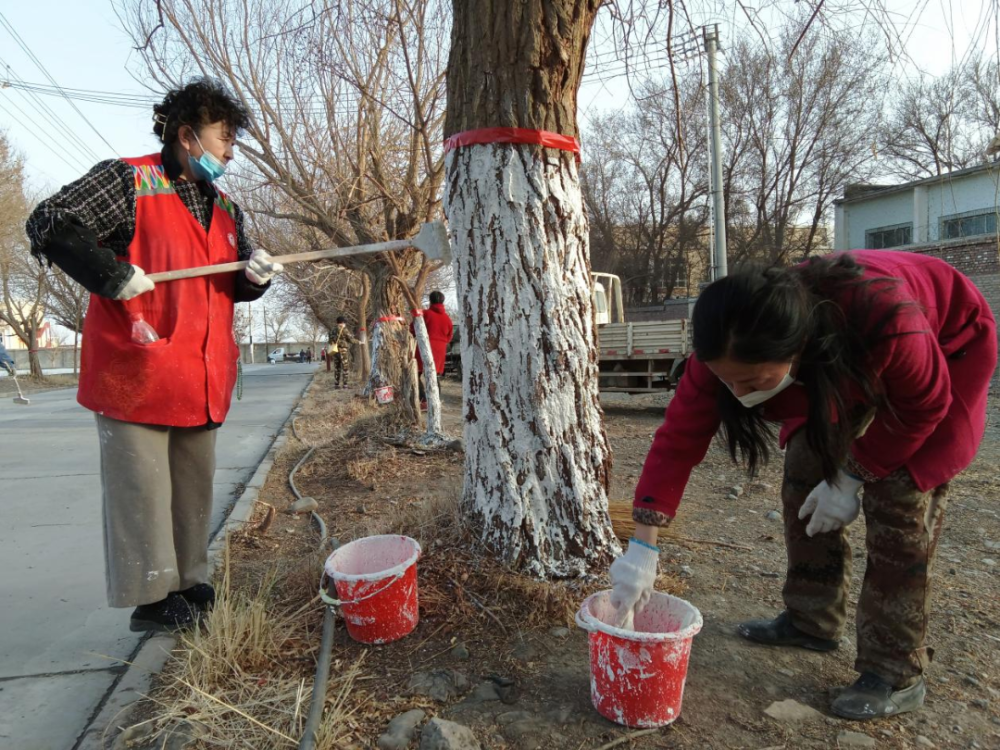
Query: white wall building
[[834, 163, 1000, 252]]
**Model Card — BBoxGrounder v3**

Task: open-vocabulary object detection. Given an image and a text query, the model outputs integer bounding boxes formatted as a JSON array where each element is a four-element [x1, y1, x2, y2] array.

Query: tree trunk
[[412, 315, 443, 436], [444, 0, 617, 577], [357, 272, 372, 383], [364, 262, 409, 401]]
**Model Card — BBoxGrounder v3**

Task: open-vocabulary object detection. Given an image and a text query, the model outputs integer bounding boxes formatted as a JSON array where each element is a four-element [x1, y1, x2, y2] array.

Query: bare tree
[[583, 76, 710, 305], [44, 267, 88, 375], [117, 0, 448, 397], [0, 135, 45, 377], [720, 26, 886, 264], [881, 53, 1000, 180]]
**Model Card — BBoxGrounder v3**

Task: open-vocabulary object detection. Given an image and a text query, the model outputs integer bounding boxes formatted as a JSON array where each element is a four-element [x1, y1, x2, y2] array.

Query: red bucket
[[575, 590, 702, 727], [323, 535, 421, 644]]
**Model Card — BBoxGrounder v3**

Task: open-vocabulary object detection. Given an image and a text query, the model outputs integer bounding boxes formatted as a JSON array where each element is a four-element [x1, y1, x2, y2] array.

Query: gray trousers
[[96, 414, 217, 608]]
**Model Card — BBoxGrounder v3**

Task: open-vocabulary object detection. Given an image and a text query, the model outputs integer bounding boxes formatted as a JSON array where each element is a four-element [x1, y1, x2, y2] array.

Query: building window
[[940, 210, 998, 241], [865, 223, 912, 249]]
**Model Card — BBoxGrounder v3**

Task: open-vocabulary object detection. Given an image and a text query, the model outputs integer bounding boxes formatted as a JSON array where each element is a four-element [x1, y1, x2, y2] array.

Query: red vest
[[78, 153, 240, 426]]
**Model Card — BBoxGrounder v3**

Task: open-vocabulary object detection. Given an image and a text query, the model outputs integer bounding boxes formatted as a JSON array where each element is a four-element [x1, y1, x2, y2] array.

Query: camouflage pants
[[332, 351, 350, 386], [781, 431, 948, 687]]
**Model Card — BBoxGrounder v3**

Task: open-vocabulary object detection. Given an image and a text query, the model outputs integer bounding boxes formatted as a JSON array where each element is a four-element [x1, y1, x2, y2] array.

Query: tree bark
[[364, 262, 409, 401], [412, 315, 443, 436], [444, 0, 618, 577], [357, 272, 372, 383]]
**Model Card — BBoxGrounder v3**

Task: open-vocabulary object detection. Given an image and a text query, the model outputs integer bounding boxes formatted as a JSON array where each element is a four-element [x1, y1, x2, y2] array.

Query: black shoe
[[736, 610, 840, 652], [178, 583, 216, 613], [832, 672, 926, 720], [130, 593, 197, 633]]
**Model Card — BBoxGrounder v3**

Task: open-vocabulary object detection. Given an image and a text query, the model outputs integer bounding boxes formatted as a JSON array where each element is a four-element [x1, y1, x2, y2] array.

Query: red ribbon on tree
[[411, 309, 424, 318], [444, 127, 581, 163], [376, 315, 406, 324]]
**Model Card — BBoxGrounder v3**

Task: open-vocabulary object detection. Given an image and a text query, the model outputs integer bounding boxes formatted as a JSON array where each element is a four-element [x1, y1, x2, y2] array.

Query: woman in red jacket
[[610, 250, 996, 720], [26, 79, 282, 633], [413, 290, 454, 405]]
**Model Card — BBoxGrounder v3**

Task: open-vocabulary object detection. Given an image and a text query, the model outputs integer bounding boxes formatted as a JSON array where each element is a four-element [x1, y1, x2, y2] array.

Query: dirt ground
[[130, 371, 1000, 750], [0, 372, 78, 397]]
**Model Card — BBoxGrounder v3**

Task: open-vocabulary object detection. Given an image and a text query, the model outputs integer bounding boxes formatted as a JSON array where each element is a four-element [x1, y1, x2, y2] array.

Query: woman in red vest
[[26, 78, 282, 632], [609, 251, 996, 720]]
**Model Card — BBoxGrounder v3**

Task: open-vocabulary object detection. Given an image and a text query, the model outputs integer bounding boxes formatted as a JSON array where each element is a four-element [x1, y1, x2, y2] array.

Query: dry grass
[[127, 548, 366, 750]]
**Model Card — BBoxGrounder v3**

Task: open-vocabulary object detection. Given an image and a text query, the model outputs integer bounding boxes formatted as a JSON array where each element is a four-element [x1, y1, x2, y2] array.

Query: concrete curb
[[76, 375, 315, 750]]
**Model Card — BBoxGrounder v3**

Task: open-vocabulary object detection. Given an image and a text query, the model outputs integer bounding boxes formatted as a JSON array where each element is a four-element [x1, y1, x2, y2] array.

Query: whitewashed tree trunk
[[365, 320, 397, 399], [445, 144, 619, 577], [412, 315, 443, 437]]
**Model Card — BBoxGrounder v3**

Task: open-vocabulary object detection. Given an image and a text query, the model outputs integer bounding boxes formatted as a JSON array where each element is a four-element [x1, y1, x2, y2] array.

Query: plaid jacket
[[26, 146, 267, 303]]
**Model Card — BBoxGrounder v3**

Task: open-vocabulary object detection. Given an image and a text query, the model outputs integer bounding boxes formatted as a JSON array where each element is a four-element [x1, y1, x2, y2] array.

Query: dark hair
[[429, 290, 445, 305], [692, 254, 912, 482], [336, 316, 347, 324], [152, 78, 250, 145]]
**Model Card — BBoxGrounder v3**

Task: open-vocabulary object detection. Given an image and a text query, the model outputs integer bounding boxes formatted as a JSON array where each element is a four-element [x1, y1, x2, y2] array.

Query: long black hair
[[692, 254, 911, 482]]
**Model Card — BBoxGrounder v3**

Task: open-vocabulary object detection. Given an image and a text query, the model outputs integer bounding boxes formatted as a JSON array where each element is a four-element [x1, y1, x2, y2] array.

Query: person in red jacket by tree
[[610, 251, 996, 721], [25, 79, 282, 633], [412, 290, 454, 408]]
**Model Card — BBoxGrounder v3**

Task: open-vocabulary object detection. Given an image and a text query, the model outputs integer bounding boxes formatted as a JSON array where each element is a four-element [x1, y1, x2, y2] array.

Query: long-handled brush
[[11, 373, 29, 405]]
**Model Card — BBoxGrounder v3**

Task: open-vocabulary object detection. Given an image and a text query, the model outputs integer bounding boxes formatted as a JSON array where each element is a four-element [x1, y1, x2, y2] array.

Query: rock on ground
[[419, 718, 481, 750], [407, 670, 470, 702], [763, 699, 825, 722], [378, 709, 426, 750], [836, 730, 876, 748]]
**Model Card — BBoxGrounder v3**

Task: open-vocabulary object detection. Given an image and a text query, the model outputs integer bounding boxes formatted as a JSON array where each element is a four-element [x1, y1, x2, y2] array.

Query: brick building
[[833, 163, 1000, 317]]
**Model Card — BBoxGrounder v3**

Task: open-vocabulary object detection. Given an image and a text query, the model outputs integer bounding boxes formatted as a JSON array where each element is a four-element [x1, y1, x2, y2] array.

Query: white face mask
[[725, 364, 795, 408]]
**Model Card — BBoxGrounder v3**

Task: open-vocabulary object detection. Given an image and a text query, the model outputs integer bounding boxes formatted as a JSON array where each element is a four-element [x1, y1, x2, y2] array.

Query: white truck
[[592, 272, 691, 393]]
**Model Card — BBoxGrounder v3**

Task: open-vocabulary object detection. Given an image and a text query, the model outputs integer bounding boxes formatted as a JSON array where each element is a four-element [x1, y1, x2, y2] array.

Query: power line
[[0, 10, 117, 155], [0, 97, 90, 174], [0, 59, 103, 164]]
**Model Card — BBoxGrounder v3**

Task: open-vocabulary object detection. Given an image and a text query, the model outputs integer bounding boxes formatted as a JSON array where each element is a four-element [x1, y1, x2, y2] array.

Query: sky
[[2, 0, 996, 192]]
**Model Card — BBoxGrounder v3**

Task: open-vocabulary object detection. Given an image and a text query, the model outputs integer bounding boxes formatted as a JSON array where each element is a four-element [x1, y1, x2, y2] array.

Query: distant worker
[[328, 316, 358, 389], [0, 340, 15, 376], [411, 290, 453, 409]]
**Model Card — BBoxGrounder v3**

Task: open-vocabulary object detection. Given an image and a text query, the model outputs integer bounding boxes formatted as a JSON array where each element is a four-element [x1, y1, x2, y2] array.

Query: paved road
[[0, 364, 314, 750]]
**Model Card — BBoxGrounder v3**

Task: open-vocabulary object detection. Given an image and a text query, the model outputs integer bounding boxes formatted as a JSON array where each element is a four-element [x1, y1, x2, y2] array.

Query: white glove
[[1, 360, 14, 376], [798, 469, 864, 537], [609, 540, 659, 629], [245, 248, 283, 285], [114, 265, 155, 301]]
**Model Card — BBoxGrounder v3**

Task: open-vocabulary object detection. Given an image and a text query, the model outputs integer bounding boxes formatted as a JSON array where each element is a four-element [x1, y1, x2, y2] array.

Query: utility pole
[[704, 24, 728, 280]]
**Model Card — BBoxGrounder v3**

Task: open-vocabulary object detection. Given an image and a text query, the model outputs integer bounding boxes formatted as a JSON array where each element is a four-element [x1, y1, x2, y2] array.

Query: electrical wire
[[0, 59, 103, 164], [0, 10, 118, 154]]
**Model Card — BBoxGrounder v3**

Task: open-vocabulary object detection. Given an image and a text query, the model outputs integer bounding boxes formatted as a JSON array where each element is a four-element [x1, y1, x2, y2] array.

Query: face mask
[[725, 364, 795, 408], [188, 132, 227, 182]]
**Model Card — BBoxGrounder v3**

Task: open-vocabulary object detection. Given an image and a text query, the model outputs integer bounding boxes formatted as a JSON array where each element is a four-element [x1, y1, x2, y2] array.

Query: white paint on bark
[[412, 314, 443, 437], [445, 144, 620, 578], [366, 320, 397, 397]]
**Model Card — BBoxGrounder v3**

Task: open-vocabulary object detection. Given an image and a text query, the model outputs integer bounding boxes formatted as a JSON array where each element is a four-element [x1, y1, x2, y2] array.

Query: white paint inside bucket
[[579, 590, 703, 642], [325, 534, 421, 582]]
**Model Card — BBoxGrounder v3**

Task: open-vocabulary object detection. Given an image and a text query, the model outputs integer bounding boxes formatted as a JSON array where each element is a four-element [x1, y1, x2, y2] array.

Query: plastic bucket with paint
[[374, 385, 394, 405], [323, 535, 421, 644], [575, 590, 703, 727]]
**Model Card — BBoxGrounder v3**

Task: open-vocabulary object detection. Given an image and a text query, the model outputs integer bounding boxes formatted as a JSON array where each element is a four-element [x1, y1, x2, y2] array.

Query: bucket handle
[[319, 569, 406, 608]]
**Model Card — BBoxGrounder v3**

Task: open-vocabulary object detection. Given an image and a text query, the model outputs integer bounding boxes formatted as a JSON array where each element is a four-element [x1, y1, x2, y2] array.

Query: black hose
[[298, 605, 336, 750], [290, 416, 339, 750]]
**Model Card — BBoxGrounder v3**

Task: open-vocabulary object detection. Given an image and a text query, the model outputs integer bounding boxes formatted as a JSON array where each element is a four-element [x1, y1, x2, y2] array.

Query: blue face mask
[[188, 132, 227, 182]]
